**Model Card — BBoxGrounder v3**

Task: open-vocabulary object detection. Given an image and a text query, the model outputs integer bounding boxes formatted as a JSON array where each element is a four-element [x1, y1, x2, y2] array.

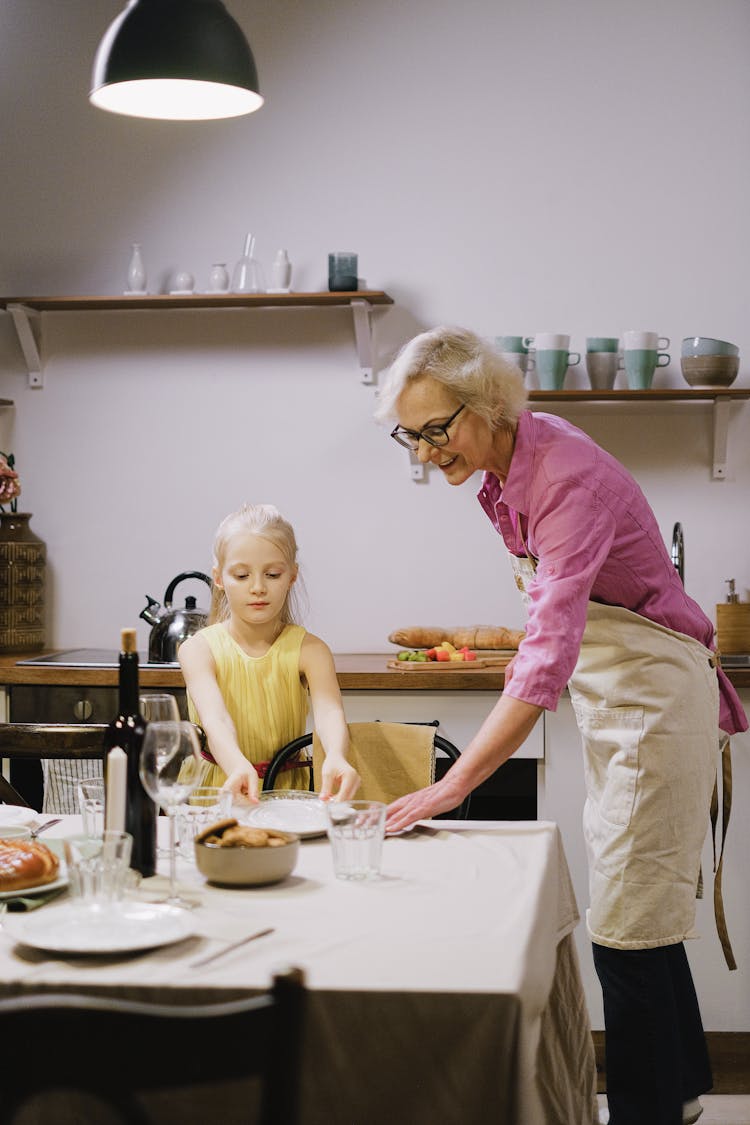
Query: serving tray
[[387, 653, 512, 670]]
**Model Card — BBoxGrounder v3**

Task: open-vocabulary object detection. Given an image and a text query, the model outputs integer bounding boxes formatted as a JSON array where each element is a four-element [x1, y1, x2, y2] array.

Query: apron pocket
[[571, 697, 644, 828]]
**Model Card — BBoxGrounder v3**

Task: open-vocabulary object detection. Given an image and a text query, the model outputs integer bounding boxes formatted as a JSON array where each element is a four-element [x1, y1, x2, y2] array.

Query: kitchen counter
[[0, 650, 748, 690], [0, 651, 515, 691]]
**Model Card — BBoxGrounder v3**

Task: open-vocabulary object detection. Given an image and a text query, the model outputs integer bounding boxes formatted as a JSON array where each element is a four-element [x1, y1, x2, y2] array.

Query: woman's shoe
[[682, 1098, 703, 1124]]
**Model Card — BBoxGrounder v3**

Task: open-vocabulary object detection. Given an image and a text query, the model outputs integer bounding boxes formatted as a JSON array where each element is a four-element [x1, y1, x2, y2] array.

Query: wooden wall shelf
[[0, 291, 394, 386], [528, 386, 750, 479], [529, 388, 750, 402]]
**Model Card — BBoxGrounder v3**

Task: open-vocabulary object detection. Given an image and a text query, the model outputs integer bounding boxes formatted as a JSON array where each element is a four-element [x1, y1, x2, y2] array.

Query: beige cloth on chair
[[312, 722, 436, 804]]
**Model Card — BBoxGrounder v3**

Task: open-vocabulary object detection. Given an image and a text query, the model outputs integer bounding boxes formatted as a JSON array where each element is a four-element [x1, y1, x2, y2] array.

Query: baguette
[[388, 625, 524, 650]]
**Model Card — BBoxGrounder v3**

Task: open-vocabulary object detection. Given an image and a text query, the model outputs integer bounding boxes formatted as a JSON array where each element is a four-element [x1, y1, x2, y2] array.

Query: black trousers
[[593, 941, 712, 1125]]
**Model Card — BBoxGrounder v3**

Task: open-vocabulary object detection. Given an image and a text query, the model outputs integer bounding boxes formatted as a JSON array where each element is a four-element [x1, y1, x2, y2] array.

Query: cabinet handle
[[73, 699, 93, 721]]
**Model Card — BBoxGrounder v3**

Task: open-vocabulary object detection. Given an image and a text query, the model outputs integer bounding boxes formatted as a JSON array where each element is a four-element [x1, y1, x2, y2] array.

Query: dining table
[[0, 814, 599, 1125]]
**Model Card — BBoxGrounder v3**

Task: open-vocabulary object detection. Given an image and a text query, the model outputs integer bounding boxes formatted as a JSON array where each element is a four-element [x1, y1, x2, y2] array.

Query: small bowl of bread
[[194, 818, 299, 887]]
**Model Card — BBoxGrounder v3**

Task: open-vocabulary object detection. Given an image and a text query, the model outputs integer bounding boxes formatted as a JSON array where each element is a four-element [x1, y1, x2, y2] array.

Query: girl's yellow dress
[[188, 622, 310, 791]]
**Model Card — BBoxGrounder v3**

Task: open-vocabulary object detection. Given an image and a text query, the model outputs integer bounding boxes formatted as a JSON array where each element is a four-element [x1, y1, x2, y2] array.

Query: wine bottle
[[102, 627, 156, 877]]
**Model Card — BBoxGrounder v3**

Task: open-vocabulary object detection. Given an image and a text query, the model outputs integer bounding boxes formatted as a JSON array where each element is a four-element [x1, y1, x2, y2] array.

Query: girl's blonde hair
[[208, 503, 301, 625], [374, 325, 528, 431]]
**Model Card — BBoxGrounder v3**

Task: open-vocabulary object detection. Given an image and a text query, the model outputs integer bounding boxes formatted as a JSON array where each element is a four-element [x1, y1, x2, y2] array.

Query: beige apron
[[509, 553, 722, 952]]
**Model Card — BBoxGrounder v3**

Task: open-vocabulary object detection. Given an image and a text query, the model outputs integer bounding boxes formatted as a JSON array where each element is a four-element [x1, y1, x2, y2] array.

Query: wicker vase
[[0, 512, 46, 652]]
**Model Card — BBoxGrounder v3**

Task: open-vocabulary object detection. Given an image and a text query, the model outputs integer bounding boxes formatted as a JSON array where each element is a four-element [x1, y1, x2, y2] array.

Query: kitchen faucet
[[671, 523, 684, 585]]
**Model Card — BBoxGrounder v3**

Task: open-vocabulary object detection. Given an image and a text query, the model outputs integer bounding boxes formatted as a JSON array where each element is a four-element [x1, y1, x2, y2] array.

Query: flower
[[0, 451, 21, 512]]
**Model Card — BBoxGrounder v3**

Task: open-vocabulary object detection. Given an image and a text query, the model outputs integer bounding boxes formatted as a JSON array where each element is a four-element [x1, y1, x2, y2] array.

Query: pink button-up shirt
[[478, 411, 747, 734]]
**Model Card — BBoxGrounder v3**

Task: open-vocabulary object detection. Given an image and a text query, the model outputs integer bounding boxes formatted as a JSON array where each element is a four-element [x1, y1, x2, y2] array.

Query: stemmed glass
[[139, 720, 203, 908], [139, 693, 180, 723], [140, 695, 181, 856]]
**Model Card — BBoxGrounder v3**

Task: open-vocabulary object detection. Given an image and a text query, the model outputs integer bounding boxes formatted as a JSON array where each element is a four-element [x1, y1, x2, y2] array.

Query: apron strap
[[710, 735, 736, 971]]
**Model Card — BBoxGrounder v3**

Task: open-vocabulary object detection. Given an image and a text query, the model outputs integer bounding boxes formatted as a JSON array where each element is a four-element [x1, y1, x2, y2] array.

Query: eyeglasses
[[390, 404, 465, 453]]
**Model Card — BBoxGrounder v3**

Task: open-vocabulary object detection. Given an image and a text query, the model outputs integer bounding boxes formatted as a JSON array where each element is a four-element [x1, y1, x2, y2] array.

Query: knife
[[190, 926, 275, 968]]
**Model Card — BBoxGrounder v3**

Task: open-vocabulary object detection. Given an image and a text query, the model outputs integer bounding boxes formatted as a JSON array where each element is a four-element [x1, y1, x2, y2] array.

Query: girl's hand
[[319, 757, 360, 802], [221, 764, 260, 805]]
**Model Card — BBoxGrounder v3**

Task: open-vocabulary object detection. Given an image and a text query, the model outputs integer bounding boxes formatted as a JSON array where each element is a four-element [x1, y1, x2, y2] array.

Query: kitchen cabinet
[[530, 389, 750, 480], [0, 291, 394, 386]]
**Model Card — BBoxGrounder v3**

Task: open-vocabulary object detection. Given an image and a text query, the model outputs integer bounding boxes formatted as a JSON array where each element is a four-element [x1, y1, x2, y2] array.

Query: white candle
[[105, 747, 127, 832]]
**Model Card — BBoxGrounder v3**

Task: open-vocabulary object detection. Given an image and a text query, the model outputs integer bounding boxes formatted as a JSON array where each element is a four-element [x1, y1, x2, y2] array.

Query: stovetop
[[17, 648, 179, 669]]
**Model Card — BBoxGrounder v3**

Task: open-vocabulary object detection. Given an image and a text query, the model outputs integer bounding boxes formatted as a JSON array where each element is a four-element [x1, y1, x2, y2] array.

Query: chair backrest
[[0, 722, 207, 808], [0, 723, 107, 757], [0, 967, 305, 1125], [0, 723, 107, 806], [263, 722, 471, 819]]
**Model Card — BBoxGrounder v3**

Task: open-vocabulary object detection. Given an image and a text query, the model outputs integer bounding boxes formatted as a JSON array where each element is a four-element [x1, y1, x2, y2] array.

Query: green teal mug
[[624, 349, 670, 390], [536, 348, 581, 390], [585, 337, 619, 353], [495, 335, 527, 353]]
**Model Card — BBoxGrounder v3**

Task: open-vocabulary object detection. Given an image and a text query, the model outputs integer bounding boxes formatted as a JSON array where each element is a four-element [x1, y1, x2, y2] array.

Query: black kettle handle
[[164, 571, 212, 607]]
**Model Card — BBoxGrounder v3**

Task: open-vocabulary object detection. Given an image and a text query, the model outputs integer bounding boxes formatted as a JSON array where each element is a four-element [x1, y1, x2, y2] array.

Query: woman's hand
[[385, 776, 467, 834], [221, 763, 260, 805], [319, 756, 360, 802]]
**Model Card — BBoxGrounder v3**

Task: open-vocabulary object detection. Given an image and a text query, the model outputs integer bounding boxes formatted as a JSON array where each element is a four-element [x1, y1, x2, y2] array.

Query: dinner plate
[[244, 792, 328, 839], [0, 806, 39, 828], [0, 870, 69, 901], [4, 901, 194, 955]]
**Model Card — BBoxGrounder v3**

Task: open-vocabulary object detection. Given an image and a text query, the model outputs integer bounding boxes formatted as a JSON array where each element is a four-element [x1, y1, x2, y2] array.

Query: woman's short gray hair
[[374, 326, 528, 430]]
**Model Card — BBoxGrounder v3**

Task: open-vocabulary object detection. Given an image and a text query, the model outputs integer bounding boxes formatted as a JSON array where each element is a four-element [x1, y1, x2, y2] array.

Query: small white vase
[[125, 243, 147, 294], [269, 249, 292, 292], [208, 263, 230, 292]]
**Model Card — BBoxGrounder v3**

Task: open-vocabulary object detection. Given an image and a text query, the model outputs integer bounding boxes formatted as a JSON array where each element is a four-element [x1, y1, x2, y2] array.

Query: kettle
[[140, 571, 212, 663]]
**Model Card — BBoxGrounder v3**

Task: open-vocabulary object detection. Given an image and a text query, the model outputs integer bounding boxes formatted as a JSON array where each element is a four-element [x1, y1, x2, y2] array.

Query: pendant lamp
[[90, 0, 263, 121]]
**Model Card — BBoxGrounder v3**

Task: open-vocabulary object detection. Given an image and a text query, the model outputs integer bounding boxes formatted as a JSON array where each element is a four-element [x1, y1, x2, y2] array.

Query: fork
[[31, 819, 62, 839]]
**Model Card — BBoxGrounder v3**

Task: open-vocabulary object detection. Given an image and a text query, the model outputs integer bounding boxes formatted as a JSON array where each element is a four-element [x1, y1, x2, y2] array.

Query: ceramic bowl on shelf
[[680, 354, 739, 388], [681, 337, 739, 357]]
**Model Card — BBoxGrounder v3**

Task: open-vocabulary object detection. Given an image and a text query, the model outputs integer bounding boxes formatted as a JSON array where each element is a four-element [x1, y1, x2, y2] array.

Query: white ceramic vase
[[125, 243, 147, 294], [269, 249, 292, 292]]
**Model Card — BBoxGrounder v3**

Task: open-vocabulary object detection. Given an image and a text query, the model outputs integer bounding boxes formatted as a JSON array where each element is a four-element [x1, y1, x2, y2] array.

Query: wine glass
[[140, 695, 181, 856], [139, 693, 180, 722], [139, 720, 203, 908]]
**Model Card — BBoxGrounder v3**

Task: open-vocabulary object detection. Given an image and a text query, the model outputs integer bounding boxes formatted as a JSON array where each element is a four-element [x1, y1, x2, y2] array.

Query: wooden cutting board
[[387, 651, 513, 670]]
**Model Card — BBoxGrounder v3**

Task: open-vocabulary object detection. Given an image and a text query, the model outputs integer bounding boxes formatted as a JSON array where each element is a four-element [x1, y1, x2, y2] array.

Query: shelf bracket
[[712, 398, 732, 479], [350, 299, 374, 384], [7, 304, 43, 388]]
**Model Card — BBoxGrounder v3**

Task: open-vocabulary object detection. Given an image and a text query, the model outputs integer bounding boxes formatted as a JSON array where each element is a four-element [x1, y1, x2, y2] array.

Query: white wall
[[0, 0, 749, 658]]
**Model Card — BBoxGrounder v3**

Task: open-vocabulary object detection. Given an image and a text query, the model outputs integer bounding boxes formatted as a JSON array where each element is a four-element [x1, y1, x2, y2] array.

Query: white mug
[[523, 332, 570, 351], [622, 330, 670, 351]]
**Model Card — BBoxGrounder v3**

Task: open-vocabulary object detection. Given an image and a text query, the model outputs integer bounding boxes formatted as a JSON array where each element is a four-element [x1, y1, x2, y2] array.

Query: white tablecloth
[[0, 817, 598, 1125]]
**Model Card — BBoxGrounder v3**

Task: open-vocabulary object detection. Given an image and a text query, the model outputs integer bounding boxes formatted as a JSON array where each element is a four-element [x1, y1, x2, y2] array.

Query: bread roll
[[388, 625, 524, 650], [0, 839, 59, 892], [388, 627, 449, 648]]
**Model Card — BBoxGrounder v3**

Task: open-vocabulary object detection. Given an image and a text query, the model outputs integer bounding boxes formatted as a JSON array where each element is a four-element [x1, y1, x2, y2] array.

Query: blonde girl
[[179, 504, 359, 803]]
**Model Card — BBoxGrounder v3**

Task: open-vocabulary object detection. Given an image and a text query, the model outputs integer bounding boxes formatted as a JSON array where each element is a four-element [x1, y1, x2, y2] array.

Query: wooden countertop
[[0, 650, 748, 691], [0, 651, 511, 691]]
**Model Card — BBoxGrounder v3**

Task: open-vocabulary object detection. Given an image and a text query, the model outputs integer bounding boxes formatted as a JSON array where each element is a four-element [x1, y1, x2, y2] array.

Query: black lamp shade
[[91, 0, 263, 120]]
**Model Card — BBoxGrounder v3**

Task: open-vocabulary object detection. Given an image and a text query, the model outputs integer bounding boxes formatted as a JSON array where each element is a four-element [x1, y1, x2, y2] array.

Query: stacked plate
[[680, 337, 739, 388]]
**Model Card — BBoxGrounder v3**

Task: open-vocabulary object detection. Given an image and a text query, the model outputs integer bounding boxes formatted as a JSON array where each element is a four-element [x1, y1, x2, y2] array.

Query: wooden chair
[[0, 967, 305, 1125], [0, 723, 106, 806], [0, 722, 207, 808], [262, 720, 472, 819]]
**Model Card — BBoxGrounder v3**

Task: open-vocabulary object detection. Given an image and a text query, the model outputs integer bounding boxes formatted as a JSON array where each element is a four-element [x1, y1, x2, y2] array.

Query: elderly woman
[[375, 326, 747, 1125]]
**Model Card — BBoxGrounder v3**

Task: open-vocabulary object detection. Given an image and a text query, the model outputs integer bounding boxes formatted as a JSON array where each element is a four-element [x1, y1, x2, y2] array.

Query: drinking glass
[[139, 721, 203, 907], [139, 693, 180, 722]]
